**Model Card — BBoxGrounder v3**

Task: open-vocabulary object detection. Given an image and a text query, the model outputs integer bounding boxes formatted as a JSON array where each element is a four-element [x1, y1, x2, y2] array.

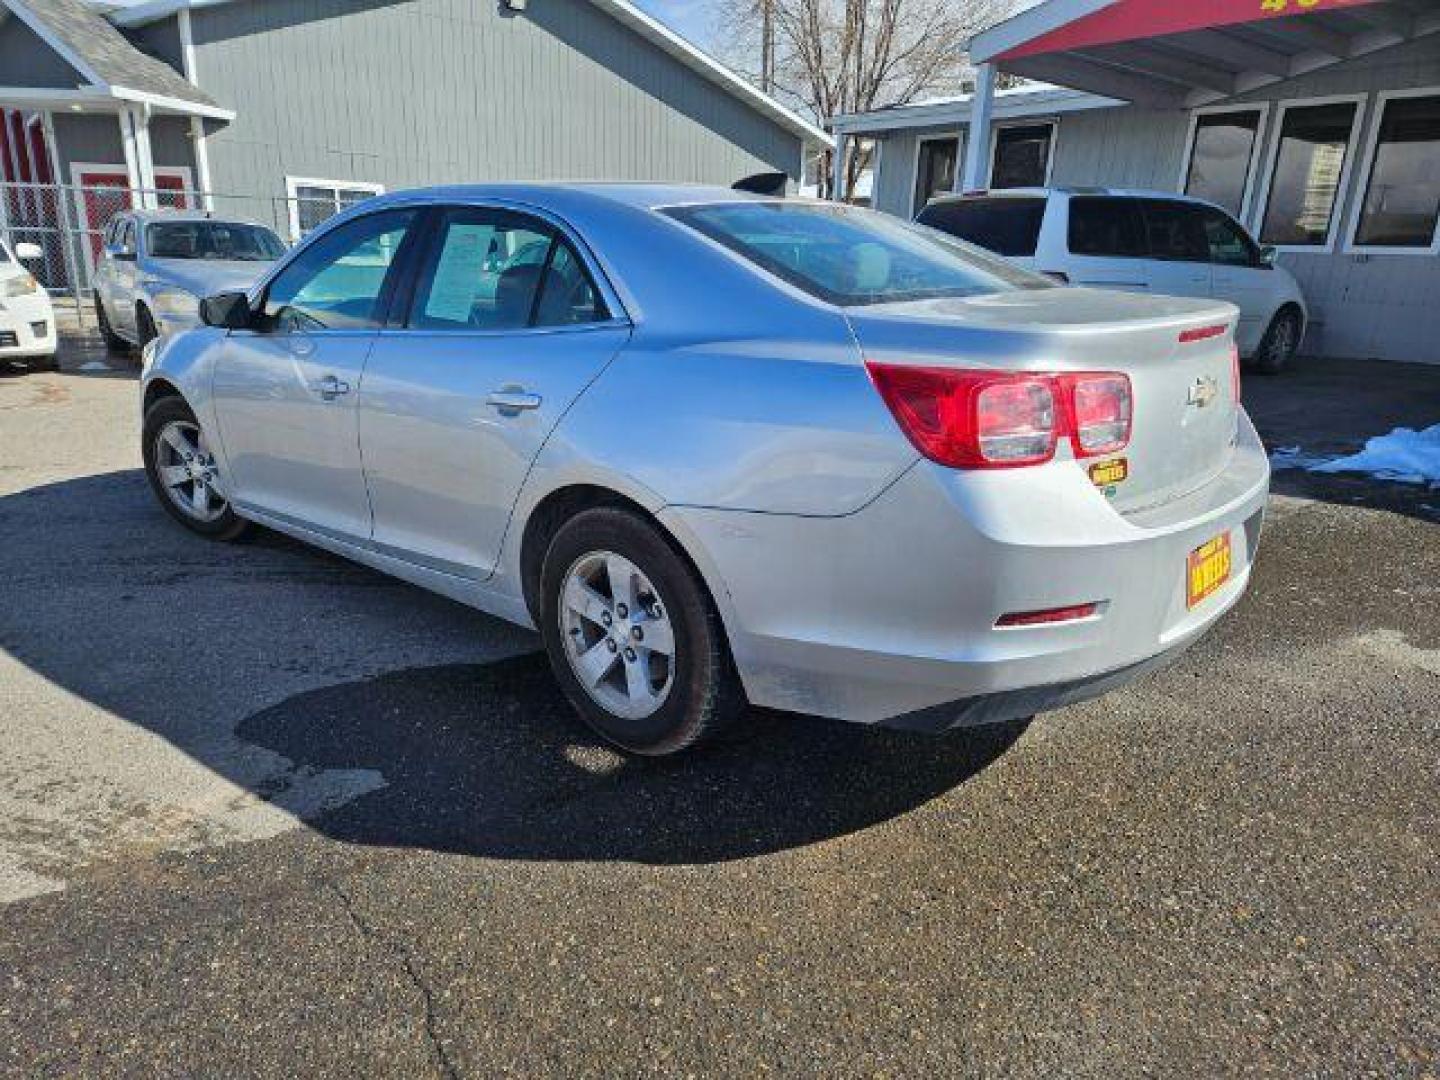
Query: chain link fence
[[1, 180, 353, 332]]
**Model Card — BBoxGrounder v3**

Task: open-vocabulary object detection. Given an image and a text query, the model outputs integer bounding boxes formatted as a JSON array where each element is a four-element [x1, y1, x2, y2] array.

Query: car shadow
[[1, 469, 1026, 865]]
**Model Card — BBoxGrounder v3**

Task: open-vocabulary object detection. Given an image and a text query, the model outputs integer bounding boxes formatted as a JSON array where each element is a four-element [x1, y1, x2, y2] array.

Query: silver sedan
[[139, 184, 1269, 755]]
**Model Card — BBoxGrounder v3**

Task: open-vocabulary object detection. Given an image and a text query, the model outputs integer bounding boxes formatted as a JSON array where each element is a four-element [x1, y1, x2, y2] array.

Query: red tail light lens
[[1062, 373, 1132, 457], [866, 363, 1132, 470]]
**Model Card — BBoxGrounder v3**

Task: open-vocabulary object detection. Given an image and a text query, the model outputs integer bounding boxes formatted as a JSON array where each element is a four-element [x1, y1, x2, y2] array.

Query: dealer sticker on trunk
[[1088, 457, 1128, 496]]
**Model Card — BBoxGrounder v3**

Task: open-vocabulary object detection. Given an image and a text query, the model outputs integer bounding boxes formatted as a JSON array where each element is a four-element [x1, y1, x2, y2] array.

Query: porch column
[[959, 62, 996, 192], [830, 130, 847, 201], [119, 106, 158, 209]]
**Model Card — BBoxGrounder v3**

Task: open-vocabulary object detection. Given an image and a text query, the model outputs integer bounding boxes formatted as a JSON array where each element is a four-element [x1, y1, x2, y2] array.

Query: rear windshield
[[146, 221, 286, 262], [662, 201, 1049, 306], [915, 197, 1046, 257]]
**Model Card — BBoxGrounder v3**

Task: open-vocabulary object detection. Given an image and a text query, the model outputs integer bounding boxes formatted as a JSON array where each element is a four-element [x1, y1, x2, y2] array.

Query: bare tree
[[716, 0, 1016, 197]]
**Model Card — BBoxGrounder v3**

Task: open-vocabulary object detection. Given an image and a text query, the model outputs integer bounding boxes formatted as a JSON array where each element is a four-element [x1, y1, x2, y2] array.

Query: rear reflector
[[996, 602, 1100, 628], [866, 363, 1131, 469], [1178, 324, 1228, 344]]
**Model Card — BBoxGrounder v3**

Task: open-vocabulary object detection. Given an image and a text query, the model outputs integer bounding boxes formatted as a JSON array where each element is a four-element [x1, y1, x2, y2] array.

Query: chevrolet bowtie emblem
[[1187, 375, 1220, 408]]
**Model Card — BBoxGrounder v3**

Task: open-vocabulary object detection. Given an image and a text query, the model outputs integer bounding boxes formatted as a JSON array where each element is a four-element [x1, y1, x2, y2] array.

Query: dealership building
[[831, 0, 1440, 364]]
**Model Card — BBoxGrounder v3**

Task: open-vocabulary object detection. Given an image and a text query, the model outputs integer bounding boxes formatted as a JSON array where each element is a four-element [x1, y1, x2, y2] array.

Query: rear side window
[[1067, 197, 1147, 257], [916, 197, 1045, 257], [1140, 200, 1209, 262], [664, 201, 1050, 306]]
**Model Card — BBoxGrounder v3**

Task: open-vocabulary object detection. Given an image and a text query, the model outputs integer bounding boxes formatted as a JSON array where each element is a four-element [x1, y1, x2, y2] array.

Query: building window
[[284, 176, 386, 241], [913, 137, 959, 215], [1183, 108, 1264, 218], [1349, 91, 1440, 252], [990, 123, 1054, 189], [1257, 99, 1362, 249]]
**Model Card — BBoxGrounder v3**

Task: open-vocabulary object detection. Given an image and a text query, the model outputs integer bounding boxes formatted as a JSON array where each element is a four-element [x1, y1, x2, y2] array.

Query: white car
[[917, 189, 1307, 374], [0, 238, 57, 370]]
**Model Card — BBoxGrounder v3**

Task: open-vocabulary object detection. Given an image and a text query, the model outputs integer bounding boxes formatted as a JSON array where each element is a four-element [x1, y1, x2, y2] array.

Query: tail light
[[866, 363, 1132, 470]]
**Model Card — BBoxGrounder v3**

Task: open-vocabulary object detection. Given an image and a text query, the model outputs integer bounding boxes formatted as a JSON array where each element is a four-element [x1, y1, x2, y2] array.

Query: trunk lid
[[847, 287, 1240, 513]]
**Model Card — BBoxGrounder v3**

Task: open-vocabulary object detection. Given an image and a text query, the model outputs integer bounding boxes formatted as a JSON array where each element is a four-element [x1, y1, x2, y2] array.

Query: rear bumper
[[663, 411, 1270, 725]]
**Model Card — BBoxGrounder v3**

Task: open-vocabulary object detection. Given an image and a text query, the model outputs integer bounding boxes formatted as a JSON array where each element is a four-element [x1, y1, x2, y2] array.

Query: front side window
[[1199, 208, 1260, 267], [913, 137, 959, 215], [1259, 101, 1359, 247], [1352, 93, 1440, 249], [409, 208, 608, 331], [146, 222, 286, 262], [664, 201, 1050, 307], [917, 197, 1046, 257], [1067, 196, 1146, 258], [1141, 200, 1209, 262], [1184, 110, 1263, 217], [117, 220, 137, 256], [263, 209, 416, 331], [991, 124, 1053, 189]]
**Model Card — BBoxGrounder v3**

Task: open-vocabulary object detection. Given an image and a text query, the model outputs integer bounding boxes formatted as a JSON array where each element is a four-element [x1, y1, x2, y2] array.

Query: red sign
[[1000, 0, 1385, 61]]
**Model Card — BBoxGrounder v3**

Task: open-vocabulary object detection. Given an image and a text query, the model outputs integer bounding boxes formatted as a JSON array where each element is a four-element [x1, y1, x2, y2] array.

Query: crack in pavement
[[327, 880, 462, 1080]]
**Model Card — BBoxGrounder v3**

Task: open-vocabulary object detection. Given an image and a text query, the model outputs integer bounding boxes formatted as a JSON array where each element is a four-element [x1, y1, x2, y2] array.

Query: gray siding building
[[833, 1, 1440, 365], [1, 0, 827, 252]]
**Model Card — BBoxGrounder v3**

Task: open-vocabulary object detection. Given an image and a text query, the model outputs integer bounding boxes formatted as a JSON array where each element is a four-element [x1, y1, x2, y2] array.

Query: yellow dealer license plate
[[1187, 532, 1232, 609]]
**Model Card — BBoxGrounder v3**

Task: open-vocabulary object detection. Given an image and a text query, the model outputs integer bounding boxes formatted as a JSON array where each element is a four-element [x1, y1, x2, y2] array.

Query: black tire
[[142, 395, 251, 541], [539, 507, 744, 756], [95, 297, 128, 352], [1253, 308, 1301, 376], [135, 305, 159, 350]]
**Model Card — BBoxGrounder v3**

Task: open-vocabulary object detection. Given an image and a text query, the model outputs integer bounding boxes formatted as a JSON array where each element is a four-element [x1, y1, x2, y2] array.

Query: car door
[[358, 204, 630, 579], [210, 207, 420, 542], [1060, 195, 1154, 291], [103, 219, 141, 336], [1198, 206, 1271, 354], [1135, 199, 1213, 302]]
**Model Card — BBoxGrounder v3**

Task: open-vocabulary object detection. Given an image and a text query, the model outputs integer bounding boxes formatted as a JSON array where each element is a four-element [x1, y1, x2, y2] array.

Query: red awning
[[1001, 0, 1387, 60]]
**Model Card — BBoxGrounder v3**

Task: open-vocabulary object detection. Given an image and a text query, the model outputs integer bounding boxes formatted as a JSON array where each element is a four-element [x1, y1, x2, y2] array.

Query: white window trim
[[284, 175, 385, 242], [1177, 103, 1271, 224], [1250, 93, 1368, 255], [987, 118, 1058, 190], [910, 132, 964, 217], [1342, 85, 1440, 257]]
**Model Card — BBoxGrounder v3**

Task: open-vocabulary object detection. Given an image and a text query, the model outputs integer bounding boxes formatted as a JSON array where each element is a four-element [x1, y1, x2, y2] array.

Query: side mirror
[[200, 290, 253, 330], [14, 242, 43, 261], [1259, 245, 1278, 267]]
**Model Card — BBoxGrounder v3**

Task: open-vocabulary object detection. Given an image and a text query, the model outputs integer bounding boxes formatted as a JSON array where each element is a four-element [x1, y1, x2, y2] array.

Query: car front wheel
[[142, 395, 251, 541], [1253, 308, 1301, 375], [540, 507, 743, 756], [95, 297, 127, 352]]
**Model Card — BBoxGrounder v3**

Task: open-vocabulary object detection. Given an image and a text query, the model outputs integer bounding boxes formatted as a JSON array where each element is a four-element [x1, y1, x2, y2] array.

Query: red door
[[78, 170, 133, 269]]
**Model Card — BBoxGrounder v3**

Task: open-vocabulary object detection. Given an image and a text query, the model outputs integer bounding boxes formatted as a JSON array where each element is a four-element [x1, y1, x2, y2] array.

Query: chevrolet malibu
[[139, 185, 1269, 755]]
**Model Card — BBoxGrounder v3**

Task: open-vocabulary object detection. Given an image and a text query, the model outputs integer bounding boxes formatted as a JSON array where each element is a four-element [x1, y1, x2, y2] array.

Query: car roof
[[119, 209, 273, 229], [924, 187, 1228, 211], [363, 182, 792, 214]]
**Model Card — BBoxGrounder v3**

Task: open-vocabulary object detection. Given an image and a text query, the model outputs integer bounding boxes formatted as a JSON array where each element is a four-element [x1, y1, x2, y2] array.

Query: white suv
[[918, 189, 1307, 374]]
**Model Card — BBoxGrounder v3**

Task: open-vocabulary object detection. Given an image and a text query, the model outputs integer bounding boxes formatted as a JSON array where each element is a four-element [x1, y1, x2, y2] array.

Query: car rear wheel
[[540, 507, 744, 756], [142, 396, 251, 541], [1253, 308, 1301, 375], [95, 297, 127, 352]]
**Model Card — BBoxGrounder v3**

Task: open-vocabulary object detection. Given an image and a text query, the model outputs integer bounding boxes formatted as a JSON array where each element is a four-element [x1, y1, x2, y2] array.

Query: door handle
[[486, 388, 542, 415], [312, 374, 350, 400]]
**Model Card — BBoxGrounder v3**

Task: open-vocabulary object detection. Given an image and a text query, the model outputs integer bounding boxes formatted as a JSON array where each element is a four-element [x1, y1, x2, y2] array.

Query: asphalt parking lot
[[1, 337, 1437, 1076]]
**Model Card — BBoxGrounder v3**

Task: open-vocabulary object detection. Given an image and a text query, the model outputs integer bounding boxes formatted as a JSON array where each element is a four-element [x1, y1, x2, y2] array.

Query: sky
[[635, 0, 721, 52]]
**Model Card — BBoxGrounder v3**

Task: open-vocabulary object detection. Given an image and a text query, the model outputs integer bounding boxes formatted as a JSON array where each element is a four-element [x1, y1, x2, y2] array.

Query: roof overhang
[[970, 0, 1440, 108], [830, 85, 1121, 134], [0, 83, 234, 120]]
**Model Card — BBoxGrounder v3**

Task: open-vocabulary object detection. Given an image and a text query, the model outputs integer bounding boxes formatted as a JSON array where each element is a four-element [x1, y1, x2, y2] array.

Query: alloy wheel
[[559, 550, 676, 720], [154, 419, 228, 523]]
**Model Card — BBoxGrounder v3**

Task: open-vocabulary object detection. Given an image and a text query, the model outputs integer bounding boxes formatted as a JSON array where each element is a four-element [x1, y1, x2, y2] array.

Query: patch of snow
[[1311, 424, 1440, 487]]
